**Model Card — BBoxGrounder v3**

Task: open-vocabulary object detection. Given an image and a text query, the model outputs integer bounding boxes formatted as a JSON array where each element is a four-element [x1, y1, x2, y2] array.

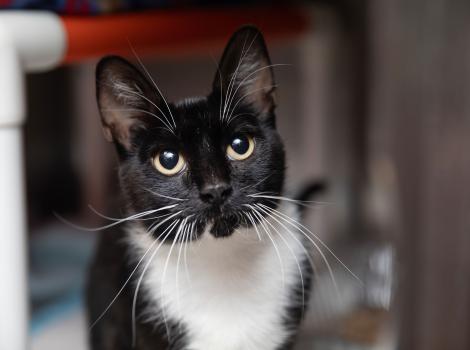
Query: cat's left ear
[[213, 26, 276, 119], [96, 56, 168, 152]]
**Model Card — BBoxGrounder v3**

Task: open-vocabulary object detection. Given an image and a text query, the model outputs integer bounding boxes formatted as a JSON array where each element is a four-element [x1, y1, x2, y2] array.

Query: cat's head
[[96, 26, 285, 239]]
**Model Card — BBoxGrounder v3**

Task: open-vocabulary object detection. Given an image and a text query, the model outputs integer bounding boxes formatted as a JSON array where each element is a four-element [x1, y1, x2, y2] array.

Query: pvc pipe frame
[[0, 12, 65, 350]]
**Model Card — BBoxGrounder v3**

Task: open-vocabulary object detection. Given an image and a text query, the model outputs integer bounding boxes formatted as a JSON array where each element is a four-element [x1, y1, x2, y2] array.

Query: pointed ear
[[213, 26, 276, 119], [96, 56, 168, 151]]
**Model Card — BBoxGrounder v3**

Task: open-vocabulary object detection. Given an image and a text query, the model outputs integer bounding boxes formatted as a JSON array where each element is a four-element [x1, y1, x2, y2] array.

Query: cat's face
[[96, 26, 285, 239]]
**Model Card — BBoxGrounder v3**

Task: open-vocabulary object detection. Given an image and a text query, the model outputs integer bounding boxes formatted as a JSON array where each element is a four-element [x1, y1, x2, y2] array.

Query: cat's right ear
[[212, 26, 276, 120], [96, 56, 166, 151]]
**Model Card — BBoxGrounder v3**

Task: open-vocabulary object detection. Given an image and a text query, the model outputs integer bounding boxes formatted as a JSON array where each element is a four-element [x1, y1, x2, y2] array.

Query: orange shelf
[[61, 6, 309, 63]]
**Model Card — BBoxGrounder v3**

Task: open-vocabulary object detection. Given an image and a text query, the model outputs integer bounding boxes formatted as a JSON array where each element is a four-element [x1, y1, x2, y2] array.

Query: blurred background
[[1, 0, 468, 350]]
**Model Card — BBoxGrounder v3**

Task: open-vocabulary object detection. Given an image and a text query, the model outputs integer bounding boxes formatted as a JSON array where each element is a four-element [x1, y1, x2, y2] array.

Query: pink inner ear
[[102, 109, 139, 150], [103, 126, 113, 143], [244, 67, 276, 115], [99, 79, 148, 150], [97, 56, 165, 150]]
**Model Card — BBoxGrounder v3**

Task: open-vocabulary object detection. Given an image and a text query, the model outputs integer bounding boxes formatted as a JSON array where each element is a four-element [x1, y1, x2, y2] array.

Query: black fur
[[87, 26, 313, 350], [295, 181, 328, 217], [88, 227, 191, 350]]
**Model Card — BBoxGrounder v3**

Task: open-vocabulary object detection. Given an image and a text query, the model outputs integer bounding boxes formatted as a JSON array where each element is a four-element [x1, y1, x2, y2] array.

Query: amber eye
[[153, 150, 185, 176], [227, 134, 255, 161]]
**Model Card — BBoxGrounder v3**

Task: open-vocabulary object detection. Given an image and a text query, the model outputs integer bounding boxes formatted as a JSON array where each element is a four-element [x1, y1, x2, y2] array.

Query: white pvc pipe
[[0, 40, 24, 127], [0, 12, 66, 73], [0, 11, 66, 350], [0, 128, 28, 350]]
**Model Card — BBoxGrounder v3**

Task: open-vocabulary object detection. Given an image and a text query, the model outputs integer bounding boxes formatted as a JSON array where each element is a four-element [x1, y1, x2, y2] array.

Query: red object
[[64, 0, 91, 15], [61, 6, 309, 63]]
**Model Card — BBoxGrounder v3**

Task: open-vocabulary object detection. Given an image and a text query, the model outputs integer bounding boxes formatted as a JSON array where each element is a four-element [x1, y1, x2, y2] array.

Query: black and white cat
[[87, 26, 319, 350]]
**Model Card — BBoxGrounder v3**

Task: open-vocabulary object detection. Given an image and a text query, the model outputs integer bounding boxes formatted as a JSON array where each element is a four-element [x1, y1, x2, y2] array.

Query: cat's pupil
[[231, 135, 249, 155], [159, 150, 179, 169]]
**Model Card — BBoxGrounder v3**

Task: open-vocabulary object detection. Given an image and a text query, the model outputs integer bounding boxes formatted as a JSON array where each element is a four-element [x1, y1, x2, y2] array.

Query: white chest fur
[[129, 204, 307, 350]]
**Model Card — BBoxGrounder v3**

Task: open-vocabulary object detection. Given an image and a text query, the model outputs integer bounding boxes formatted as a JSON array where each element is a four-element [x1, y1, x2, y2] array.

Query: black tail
[[295, 181, 328, 217]]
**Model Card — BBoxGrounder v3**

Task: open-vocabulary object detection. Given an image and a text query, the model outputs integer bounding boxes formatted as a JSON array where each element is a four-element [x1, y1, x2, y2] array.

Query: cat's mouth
[[189, 199, 265, 239], [194, 206, 246, 239], [208, 214, 240, 238]]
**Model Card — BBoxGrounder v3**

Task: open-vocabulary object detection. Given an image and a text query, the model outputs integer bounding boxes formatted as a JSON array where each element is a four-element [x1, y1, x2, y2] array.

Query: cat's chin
[[208, 214, 240, 238]]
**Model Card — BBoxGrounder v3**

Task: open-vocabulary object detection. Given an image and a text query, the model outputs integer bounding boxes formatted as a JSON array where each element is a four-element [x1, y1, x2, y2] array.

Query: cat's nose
[[200, 183, 233, 204]]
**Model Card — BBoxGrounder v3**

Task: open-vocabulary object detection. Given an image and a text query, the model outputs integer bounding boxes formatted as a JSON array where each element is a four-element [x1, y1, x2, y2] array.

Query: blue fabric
[[30, 290, 82, 336]]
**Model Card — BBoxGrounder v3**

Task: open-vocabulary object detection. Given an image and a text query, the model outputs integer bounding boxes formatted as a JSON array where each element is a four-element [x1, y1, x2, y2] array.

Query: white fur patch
[[128, 203, 307, 350]]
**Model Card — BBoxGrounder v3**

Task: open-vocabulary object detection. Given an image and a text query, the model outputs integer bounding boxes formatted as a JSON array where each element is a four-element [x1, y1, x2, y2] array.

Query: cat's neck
[[125, 201, 307, 350]]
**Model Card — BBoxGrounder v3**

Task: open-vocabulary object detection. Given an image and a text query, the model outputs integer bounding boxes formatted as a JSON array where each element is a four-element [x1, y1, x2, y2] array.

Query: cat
[[87, 26, 319, 350]]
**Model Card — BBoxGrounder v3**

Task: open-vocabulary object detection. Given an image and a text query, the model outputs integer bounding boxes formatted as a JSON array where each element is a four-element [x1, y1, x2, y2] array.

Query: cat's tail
[[295, 180, 328, 217]]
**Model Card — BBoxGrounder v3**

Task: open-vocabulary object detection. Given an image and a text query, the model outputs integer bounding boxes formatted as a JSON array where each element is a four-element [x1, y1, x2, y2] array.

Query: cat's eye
[[227, 134, 255, 161], [153, 150, 186, 176]]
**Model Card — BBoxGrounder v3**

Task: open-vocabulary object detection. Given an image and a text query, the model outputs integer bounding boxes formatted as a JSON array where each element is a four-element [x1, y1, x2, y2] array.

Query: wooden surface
[[367, 1, 470, 349]]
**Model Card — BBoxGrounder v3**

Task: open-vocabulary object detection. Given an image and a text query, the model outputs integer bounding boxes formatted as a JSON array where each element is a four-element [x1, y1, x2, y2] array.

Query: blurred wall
[[367, 1, 470, 349]]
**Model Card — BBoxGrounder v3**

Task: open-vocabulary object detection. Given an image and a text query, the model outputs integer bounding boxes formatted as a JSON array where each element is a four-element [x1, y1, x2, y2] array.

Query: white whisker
[[249, 194, 332, 206], [129, 44, 177, 129], [56, 204, 179, 232], [225, 63, 291, 117], [175, 221, 190, 326], [210, 54, 225, 123], [256, 203, 339, 296], [131, 219, 181, 346], [143, 188, 188, 202], [253, 204, 307, 313], [159, 218, 187, 341], [222, 34, 251, 122], [102, 82, 175, 134], [225, 112, 256, 125], [222, 32, 259, 122], [246, 205, 286, 288], [89, 212, 181, 331], [101, 107, 174, 134], [183, 222, 194, 285], [87, 205, 173, 222], [226, 84, 278, 124], [243, 211, 262, 241], [259, 203, 363, 286], [255, 204, 318, 276]]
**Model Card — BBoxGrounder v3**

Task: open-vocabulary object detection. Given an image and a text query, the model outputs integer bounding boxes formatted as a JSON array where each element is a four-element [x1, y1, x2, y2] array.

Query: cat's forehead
[[175, 96, 207, 109], [173, 96, 228, 131], [167, 97, 221, 143], [174, 96, 211, 124], [164, 96, 260, 144]]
